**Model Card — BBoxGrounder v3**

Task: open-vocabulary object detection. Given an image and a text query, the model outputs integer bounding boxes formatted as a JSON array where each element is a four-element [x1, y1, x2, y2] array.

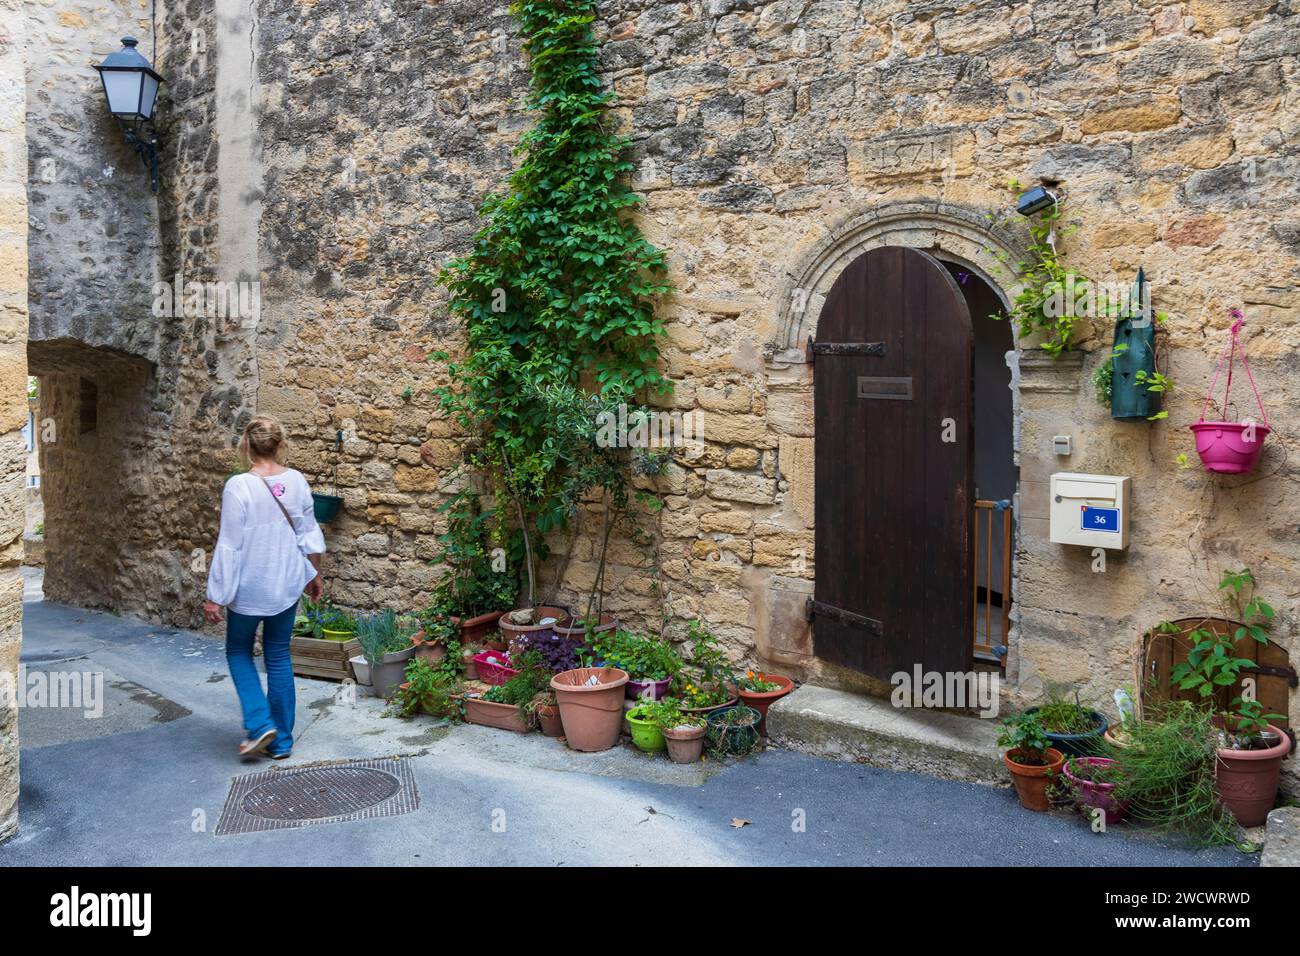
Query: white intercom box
[[1049, 473, 1130, 549]]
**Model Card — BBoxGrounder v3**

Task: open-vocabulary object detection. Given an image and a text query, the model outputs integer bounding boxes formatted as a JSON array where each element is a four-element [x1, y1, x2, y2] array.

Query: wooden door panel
[[813, 246, 973, 680]]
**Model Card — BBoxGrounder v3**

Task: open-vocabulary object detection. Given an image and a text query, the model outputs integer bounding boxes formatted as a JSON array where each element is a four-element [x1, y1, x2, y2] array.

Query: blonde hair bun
[[240, 415, 287, 463]]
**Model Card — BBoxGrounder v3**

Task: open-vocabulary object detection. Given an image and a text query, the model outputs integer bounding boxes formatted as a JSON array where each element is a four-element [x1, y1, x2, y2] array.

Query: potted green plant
[[998, 711, 1064, 811], [645, 698, 707, 764], [706, 705, 762, 756], [464, 651, 552, 734], [290, 596, 361, 681], [624, 703, 667, 753], [1161, 569, 1291, 827], [1025, 686, 1107, 756], [582, 629, 682, 701], [526, 690, 564, 737], [1062, 757, 1128, 824], [357, 610, 419, 699], [671, 621, 738, 715], [737, 669, 795, 736], [1111, 700, 1239, 845], [391, 658, 459, 719]]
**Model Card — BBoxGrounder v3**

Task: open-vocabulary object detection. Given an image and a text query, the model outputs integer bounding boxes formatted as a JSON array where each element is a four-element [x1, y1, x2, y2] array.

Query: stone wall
[[0, 0, 30, 843], [243, 0, 1300, 746]]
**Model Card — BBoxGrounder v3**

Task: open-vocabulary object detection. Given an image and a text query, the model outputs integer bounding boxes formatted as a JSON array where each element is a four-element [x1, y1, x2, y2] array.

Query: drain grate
[[215, 757, 419, 836]]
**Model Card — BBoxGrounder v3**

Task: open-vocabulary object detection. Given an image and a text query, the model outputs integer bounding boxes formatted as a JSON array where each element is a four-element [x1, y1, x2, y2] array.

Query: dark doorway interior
[[940, 261, 1015, 663]]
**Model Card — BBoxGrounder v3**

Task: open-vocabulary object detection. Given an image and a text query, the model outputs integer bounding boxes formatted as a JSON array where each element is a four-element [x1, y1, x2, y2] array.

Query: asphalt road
[[1, 591, 1252, 867]]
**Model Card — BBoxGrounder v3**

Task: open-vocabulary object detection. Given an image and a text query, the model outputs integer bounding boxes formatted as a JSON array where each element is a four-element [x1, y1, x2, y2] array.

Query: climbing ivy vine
[[433, 0, 673, 604]]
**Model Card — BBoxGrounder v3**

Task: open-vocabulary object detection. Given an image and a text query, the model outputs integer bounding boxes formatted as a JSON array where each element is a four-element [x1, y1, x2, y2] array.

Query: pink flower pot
[[1063, 756, 1128, 824], [1189, 421, 1270, 474]]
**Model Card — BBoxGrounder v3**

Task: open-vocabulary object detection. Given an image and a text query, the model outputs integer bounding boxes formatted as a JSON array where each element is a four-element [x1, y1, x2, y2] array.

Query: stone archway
[[765, 200, 1026, 364]]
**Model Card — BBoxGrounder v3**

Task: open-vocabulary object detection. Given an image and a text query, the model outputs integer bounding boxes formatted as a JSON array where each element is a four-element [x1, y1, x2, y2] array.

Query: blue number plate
[[1081, 506, 1119, 533]]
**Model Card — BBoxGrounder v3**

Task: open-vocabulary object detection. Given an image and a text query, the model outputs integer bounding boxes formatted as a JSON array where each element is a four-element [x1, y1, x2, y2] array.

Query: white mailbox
[[1049, 472, 1130, 549]]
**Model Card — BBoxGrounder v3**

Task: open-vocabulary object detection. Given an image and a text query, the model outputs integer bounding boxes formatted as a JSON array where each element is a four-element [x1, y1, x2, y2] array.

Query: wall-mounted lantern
[[94, 36, 164, 192]]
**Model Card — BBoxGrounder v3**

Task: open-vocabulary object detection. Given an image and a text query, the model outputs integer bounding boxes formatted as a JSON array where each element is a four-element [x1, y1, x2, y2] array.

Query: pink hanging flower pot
[[1190, 310, 1272, 475]]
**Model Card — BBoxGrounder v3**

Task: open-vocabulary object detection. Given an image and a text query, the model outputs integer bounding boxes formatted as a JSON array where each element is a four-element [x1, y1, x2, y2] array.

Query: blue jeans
[[226, 603, 297, 755]]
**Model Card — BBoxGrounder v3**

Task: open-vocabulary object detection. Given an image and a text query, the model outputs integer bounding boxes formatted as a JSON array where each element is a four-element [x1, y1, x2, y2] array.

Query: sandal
[[238, 728, 277, 758]]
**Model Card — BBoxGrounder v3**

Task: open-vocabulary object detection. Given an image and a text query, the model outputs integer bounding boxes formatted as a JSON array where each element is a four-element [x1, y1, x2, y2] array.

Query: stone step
[[1261, 807, 1300, 867], [767, 684, 1005, 786]]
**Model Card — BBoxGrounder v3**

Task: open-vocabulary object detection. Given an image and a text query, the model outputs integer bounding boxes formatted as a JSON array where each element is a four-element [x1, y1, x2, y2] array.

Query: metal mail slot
[[857, 376, 912, 400]]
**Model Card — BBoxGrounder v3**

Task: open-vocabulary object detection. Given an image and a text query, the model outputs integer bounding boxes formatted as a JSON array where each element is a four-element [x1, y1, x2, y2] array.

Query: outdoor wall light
[[1016, 185, 1059, 217], [94, 36, 164, 192]]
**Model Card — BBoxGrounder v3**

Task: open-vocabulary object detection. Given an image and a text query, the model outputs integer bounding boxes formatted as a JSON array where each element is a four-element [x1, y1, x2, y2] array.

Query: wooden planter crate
[[291, 635, 361, 681]]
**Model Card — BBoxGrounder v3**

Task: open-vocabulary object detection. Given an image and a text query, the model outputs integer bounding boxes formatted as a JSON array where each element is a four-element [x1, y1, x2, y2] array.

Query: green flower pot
[[321, 628, 356, 642], [625, 705, 666, 753]]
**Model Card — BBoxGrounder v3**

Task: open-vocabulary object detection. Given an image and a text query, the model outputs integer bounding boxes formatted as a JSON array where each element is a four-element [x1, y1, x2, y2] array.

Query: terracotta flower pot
[[550, 667, 629, 752], [463, 695, 530, 734], [1216, 723, 1292, 827], [662, 723, 706, 764], [554, 613, 617, 640], [497, 605, 567, 650], [461, 648, 479, 681], [1063, 756, 1129, 824], [1003, 747, 1065, 812], [410, 631, 447, 664], [738, 674, 795, 736], [453, 610, 506, 647], [536, 703, 564, 738], [1102, 724, 1129, 749]]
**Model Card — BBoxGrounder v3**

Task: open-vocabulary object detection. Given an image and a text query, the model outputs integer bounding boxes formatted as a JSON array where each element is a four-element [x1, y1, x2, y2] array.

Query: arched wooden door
[[811, 246, 974, 681]]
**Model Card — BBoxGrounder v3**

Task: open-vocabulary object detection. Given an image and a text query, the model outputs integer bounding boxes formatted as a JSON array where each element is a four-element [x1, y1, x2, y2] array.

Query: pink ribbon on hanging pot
[[1189, 309, 1271, 474]]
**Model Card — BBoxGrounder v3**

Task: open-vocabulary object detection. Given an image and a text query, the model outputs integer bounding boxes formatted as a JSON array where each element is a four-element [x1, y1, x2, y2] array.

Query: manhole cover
[[215, 758, 418, 836], [241, 766, 400, 820]]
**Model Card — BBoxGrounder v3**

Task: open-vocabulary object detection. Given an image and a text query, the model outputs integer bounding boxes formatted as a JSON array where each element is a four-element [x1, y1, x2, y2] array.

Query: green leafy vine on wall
[[432, 0, 673, 605]]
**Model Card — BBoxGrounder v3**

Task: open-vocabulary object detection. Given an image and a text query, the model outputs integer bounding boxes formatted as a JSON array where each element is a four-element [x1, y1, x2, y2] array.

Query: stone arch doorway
[[766, 201, 1025, 687]]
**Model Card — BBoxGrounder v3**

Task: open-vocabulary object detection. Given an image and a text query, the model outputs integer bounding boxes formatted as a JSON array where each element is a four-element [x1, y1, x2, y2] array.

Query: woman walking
[[204, 416, 325, 759]]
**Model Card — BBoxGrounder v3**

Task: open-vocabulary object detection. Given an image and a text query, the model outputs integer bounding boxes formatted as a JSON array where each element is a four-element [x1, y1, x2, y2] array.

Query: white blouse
[[206, 469, 327, 616]]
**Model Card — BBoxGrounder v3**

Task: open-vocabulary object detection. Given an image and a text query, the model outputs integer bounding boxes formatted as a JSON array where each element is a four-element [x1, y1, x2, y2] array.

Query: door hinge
[[1242, 663, 1299, 688], [807, 338, 886, 363], [805, 598, 882, 635]]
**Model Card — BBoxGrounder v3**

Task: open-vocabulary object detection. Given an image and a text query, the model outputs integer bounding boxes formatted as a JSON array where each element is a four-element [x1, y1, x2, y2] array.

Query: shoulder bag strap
[[256, 473, 322, 572]]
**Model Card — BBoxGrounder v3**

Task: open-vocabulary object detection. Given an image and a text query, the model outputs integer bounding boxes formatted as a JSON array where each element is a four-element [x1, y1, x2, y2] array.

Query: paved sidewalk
[[2, 594, 1253, 867]]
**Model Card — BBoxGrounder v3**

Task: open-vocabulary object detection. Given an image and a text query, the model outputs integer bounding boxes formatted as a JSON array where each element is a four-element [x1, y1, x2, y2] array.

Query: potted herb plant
[[737, 669, 795, 736], [1162, 570, 1291, 827], [646, 698, 707, 764], [1025, 686, 1107, 756], [998, 711, 1065, 812], [356, 610, 419, 699], [291, 596, 361, 682], [1111, 700, 1239, 845]]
